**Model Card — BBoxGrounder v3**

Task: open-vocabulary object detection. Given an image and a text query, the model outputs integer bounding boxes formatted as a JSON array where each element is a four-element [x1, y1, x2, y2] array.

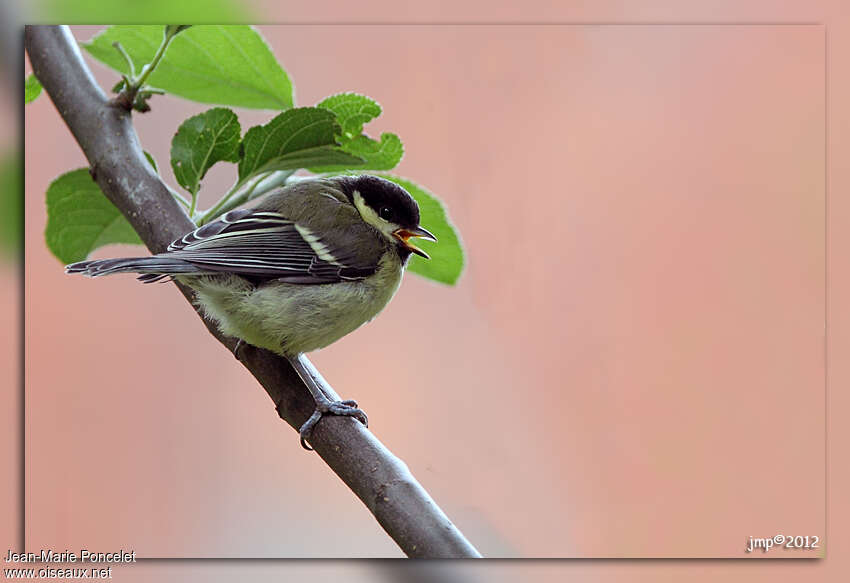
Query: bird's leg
[[286, 353, 368, 450]]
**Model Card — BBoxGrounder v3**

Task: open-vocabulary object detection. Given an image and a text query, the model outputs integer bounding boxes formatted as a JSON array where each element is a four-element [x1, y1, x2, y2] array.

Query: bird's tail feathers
[[65, 256, 206, 283]]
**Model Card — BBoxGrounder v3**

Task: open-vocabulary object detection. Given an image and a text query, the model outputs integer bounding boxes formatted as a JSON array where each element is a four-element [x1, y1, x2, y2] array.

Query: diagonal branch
[[25, 25, 481, 559]]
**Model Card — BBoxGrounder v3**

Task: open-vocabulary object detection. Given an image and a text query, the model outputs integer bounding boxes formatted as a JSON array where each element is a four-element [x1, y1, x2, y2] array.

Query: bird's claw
[[299, 397, 368, 450]]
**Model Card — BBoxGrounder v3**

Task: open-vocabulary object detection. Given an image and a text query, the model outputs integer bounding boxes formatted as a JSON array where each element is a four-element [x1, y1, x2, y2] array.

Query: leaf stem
[[134, 27, 179, 90], [200, 171, 278, 224], [197, 178, 249, 225], [245, 170, 293, 202], [111, 25, 187, 111], [198, 170, 294, 225], [111, 41, 136, 78], [188, 189, 199, 218], [168, 186, 191, 210]]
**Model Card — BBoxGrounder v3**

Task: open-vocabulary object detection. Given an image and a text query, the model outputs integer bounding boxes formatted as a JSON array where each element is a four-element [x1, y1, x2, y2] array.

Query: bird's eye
[[379, 206, 394, 221]]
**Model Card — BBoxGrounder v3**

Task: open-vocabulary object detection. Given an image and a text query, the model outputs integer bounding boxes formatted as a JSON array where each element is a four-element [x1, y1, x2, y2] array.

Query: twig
[[25, 25, 481, 559], [111, 26, 183, 112]]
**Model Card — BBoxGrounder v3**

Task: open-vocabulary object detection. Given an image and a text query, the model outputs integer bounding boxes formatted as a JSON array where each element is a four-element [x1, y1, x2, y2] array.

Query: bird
[[66, 174, 437, 449]]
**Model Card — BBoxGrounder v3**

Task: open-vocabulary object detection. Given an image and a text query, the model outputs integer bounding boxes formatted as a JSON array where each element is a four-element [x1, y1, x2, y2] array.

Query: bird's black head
[[337, 175, 436, 259], [339, 175, 420, 229]]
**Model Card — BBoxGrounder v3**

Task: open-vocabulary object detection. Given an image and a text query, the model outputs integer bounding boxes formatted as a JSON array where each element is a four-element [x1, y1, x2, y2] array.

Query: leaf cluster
[[36, 25, 464, 285]]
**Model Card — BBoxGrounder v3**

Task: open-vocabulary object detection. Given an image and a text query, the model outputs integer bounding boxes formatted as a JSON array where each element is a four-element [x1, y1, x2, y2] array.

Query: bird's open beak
[[393, 226, 437, 259]]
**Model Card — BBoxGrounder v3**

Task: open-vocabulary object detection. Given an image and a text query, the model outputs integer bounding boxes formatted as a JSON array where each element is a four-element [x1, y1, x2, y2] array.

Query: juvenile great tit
[[67, 174, 437, 448]]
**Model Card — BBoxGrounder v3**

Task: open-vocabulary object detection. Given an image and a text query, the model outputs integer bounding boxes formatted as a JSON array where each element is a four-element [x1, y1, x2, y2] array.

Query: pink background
[[6, 0, 850, 580]]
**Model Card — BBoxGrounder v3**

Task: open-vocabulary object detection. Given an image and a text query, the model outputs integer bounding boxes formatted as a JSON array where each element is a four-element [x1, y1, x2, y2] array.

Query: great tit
[[66, 174, 437, 448]]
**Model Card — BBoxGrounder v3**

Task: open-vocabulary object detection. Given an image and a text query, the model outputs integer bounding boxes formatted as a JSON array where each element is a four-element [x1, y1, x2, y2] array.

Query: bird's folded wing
[[163, 209, 380, 283]]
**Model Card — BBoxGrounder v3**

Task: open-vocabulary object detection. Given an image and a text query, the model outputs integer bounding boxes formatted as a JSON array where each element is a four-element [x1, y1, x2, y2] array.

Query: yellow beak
[[392, 226, 437, 259]]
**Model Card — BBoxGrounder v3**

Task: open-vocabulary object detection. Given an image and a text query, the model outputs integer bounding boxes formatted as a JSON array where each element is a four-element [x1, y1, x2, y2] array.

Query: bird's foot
[[298, 394, 368, 450]]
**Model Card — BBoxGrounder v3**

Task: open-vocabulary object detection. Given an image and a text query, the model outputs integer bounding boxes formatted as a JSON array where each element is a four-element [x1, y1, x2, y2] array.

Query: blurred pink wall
[[24, 23, 824, 559], [11, 1, 849, 580]]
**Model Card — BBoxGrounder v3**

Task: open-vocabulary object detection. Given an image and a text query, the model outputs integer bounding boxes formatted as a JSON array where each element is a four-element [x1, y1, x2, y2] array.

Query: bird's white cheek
[[353, 190, 399, 241]]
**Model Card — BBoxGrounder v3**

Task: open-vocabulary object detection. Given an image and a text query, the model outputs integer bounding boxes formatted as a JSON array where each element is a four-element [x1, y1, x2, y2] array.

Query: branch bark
[[26, 25, 481, 559]]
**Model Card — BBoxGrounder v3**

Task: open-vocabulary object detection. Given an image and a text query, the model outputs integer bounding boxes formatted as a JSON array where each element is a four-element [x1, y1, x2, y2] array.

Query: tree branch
[[25, 25, 481, 559]]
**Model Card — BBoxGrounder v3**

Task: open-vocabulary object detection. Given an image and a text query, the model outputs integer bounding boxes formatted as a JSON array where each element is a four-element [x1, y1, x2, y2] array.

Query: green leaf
[[171, 108, 241, 194], [35, 0, 248, 22], [252, 147, 365, 174], [164, 25, 192, 37], [25, 74, 42, 104], [0, 149, 22, 256], [312, 93, 403, 172], [317, 93, 382, 142], [310, 133, 403, 173], [238, 107, 364, 181], [45, 169, 143, 264], [82, 25, 293, 110], [143, 150, 158, 173], [381, 176, 464, 285], [346, 133, 403, 169]]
